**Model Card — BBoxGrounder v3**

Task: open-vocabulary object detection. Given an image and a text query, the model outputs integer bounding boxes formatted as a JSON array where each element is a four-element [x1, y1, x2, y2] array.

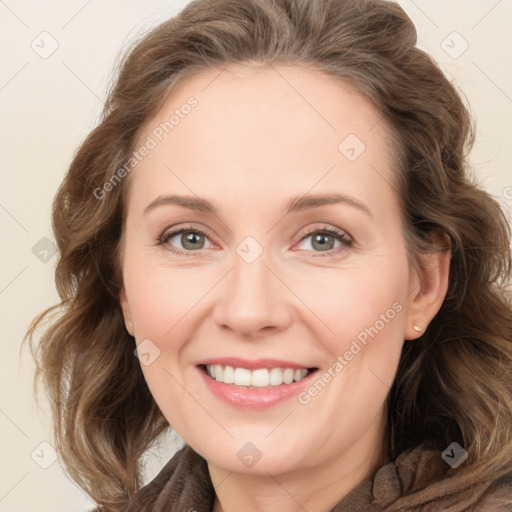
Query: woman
[[26, 0, 512, 510]]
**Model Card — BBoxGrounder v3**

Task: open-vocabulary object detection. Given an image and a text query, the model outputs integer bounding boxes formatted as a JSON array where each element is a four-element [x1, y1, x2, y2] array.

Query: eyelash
[[156, 224, 353, 258]]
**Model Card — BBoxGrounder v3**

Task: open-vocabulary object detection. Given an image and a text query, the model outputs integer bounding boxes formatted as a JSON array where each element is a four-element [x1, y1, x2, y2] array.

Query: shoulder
[[88, 444, 213, 512], [128, 443, 213, 511], [381, 443, 512, 511]]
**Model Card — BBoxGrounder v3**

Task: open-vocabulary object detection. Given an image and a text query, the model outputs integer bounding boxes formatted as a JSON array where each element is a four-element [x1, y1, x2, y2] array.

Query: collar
[[124, 442, 503, 511]]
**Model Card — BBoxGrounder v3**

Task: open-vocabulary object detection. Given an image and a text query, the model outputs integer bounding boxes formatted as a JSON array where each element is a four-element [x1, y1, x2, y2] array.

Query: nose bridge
[[213, 241, 291, 336]]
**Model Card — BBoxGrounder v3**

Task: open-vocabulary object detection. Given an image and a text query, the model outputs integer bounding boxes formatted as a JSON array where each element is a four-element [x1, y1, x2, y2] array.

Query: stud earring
[[413, 324, 422, 333]]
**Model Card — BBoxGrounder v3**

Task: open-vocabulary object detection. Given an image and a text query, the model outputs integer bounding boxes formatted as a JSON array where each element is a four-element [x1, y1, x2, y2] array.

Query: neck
[[208, 411, 389, 512]]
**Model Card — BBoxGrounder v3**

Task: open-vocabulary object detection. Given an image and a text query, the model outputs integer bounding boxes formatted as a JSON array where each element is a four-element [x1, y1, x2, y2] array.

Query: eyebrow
[[143, 192, 372, 218]]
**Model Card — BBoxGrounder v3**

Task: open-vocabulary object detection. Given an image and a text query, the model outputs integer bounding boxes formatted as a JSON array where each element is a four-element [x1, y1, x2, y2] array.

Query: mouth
[[199, 364, 317, 388], [195, 359, 319, 409]]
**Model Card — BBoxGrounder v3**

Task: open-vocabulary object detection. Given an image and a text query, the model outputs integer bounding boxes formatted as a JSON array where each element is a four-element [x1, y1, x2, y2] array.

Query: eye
[[294, 226, 353, 256], [157, 225, 214, 256], [157, 224, 353, 257]]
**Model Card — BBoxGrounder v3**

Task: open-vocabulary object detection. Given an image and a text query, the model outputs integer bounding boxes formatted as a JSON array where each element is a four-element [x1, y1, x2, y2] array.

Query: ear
[[119, 286, 135, 337], [404, 232, 451, 340]]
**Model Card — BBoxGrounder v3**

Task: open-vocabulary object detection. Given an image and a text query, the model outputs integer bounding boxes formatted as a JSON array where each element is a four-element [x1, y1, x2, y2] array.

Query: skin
[[119, 64, 450, 512]]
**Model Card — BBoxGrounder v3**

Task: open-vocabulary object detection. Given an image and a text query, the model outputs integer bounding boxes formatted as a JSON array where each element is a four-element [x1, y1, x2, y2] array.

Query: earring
[[413, 324, 422, 333], [130, 319, 134, 328]]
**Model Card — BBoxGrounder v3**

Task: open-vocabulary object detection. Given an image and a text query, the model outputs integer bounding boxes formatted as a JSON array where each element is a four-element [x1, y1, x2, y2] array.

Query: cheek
[[125, 263, 217, 411], [293, 264, 407, 430], [289, 256, 409, 357], [125, 259, 216, 339]]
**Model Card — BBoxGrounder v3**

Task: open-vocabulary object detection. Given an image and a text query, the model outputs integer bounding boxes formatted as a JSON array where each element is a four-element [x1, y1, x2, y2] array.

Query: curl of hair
[[24, 0, 512, 508]]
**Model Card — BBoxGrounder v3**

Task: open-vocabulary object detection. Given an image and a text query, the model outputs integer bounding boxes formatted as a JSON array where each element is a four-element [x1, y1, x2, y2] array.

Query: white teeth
[[269, 367, 283, 386], [205, 365, 309, 387], [294, 369, 306, 381], [283, 368, 294, 384], [223, 365, 234, 384], [251, 369, 269, 387], [233, 368, 252, 386], [214, 364, 223, 381]]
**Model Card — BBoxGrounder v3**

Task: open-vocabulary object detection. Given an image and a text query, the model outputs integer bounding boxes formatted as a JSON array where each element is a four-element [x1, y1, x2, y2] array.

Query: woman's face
[[119, 65, 426, 476]]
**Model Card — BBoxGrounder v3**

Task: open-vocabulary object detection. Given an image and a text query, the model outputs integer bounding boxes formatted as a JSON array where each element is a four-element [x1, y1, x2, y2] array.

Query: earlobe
[[404, 233, 451, 340], [119, 286, 135, 336]]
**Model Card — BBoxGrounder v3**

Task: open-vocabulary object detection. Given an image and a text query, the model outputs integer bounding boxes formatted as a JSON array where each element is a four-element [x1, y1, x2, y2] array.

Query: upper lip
[[196, 357, 316, 370]]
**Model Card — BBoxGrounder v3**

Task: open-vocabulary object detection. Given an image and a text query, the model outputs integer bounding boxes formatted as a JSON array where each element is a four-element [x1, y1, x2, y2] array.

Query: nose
[[212, 251, 293, 338]]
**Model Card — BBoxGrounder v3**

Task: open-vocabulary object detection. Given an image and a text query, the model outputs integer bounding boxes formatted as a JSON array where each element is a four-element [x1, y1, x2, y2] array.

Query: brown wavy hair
[[24, 0, 512, 509]]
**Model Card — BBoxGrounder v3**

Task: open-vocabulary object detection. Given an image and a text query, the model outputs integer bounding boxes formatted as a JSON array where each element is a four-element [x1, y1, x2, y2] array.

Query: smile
[[196, 358, 319, 409], [204, 364, 311, 387]]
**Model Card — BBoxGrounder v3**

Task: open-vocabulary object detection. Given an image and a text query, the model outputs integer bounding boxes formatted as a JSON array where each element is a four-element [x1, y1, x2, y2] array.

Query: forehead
[[127, 64, 399, 213]]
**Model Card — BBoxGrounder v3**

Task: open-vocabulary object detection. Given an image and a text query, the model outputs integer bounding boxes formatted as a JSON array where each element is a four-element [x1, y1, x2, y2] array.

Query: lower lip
[[197, 366, 317, 409]]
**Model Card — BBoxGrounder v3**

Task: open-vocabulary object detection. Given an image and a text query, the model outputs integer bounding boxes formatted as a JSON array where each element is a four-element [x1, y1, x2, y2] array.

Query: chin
[[194, 436, 311, 476]]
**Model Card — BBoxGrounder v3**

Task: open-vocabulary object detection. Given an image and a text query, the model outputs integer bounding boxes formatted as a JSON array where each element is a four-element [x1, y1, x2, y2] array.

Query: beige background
[[1, 0, 511, 510]]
